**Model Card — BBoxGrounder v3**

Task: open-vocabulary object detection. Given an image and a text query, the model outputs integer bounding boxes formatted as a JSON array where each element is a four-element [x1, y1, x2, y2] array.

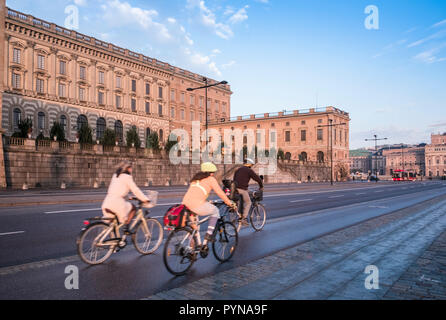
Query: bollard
[[22, 183, 28, 190], [61, 182, 66, 189]]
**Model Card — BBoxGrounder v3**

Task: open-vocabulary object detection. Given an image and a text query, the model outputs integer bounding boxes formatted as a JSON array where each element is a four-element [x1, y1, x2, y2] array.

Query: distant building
[[349, 149, 385, 176], [383, 144, 425, 177], [425, 133, 446, 178], [349, 149, 372, 174]]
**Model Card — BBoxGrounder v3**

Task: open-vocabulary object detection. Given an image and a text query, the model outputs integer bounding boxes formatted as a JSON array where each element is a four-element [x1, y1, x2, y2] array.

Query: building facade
[[1, 6, 231, 146], [208, 107, 351, 181], [425, 133, 446, 178], [383, 145, 425, 177], [349, 149, 372, 174]]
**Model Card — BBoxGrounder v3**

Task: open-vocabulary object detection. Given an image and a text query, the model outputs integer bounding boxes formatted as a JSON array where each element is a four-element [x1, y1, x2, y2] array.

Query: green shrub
[[146, 132, 160, 150], [164, 133, 178, 152], [78, 123, 93, 144], [50, 121, 65, 141], [17, 118, 33, 138], [101, 128, 117, 146], [126, 127, 141, 148]]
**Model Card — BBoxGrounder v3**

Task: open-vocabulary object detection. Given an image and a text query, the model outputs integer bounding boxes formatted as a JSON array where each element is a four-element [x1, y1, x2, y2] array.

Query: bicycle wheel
[[77, 222, 115, 265], [250, 204, 266, 231], [212, 221, 238, 262], [222, 206, 241, 234], [132, 218, 163, 255], [163, 228, 196, 276]]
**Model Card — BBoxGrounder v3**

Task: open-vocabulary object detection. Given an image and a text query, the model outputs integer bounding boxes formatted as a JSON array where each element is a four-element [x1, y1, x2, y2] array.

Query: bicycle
[[163, 205, 238, 276], [77, 197, 163, 265], [218, 189, 267, 232]]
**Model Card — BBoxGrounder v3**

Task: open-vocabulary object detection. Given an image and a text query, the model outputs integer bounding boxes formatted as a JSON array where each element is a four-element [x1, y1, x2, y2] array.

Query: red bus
[[392, 170, 416, 181]]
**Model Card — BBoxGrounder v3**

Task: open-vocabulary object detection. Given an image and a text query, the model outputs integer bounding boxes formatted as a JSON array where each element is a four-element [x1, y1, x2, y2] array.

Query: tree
[[78, 123, 93, 144], [101, 128, 116, 146], [50, 121, 65, 141], [277, 148, 285, 160], [164, 133, 178, 152], [146, 132, 160, 150], [17, 118, 33, 138], [126, 127, 141, 148]]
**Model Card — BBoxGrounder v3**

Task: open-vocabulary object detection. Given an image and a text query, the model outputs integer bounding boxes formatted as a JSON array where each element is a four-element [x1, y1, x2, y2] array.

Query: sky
[[5, 0, 446, 149]]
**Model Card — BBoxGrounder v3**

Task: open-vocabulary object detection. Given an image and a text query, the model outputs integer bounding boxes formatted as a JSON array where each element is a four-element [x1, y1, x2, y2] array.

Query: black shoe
[[241, 219, 249, 227]]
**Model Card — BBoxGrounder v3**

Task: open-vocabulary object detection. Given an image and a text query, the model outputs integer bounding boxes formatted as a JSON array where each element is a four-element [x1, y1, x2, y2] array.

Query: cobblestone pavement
[[384, 230, 446, 300], [144, 195, 446, 300]]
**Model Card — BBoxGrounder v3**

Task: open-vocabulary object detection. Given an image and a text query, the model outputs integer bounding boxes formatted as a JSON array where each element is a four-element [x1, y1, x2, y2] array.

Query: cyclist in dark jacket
[[233, 158, 264, 226]]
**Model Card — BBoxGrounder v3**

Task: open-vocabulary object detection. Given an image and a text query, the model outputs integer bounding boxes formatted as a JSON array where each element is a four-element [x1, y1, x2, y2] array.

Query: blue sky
[[6, 0, 446, 149]]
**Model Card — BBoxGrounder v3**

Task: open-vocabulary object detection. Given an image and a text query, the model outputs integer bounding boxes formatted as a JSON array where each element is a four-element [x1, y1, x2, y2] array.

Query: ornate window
[[77, 114, 88, 131], [13, 108, 21, 131], [96, 118, 106, 140], [38, 112, 46, 130], [13, 48, 21, 64], [114, 120, 123, 143]]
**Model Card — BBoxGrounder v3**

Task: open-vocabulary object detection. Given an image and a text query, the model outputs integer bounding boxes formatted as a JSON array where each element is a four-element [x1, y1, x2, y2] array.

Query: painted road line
[[290, 199, 313, 203], [44, 202, 179, 214], [375, 190, 384, 193], [0, 231, 25, 236], [356, 193, 366, 195], [329, 195, 344, 199]]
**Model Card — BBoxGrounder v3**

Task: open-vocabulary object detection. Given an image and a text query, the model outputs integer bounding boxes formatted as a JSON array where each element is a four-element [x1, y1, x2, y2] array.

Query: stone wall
[[2, 137, 330, 189]]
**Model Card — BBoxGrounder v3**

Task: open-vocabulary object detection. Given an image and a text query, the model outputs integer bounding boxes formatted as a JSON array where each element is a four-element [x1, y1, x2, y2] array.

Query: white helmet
[[245, 158, 255, 165]]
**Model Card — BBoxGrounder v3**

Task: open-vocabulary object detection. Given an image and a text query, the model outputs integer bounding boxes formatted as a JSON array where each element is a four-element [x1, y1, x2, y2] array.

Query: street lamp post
[[317, 119, 346, 186], [187, 78, 228, 145], [365, 135, 388, 182]]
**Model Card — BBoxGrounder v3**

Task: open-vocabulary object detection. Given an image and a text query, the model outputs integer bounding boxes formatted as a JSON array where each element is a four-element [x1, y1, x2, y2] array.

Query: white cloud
[[432, 19, 446, 28], [74, 0, 87, 6], [407, 29, 446, 48], [229, 5, 249, 24], [413, 43, 446, 64], [212, 49, 222, 55], [222, 60, 236, 69], [101, 0, 171, 41], [186, 0, 234, 39]]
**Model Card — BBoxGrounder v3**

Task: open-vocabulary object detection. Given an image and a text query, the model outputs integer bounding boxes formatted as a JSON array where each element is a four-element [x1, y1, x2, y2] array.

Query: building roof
[[349, 149, 372, 157]]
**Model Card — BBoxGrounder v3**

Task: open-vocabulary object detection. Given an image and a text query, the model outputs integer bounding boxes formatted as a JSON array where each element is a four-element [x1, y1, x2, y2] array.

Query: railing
[[103, 145, 115, 153], [208, 106, 350, 125], [37, 139, 51, 148], [80, 143, 93, 151], [6, 137, 25, 146], [59, 141, 73, 150]]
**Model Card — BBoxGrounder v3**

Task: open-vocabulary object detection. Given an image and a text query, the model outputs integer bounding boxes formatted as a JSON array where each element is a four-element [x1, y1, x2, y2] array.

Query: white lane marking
[[356, 193, 366, 195], [45, 208, 100, 214], [290, 199, 313, 203], [329, 195, 344, 198], [0, 231, 25, 236], [375, 190, 384, 193], [44, 202, 179, 214]]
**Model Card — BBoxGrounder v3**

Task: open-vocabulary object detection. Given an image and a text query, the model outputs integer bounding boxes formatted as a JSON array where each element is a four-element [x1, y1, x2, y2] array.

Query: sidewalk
[[145, 194, 446, 300]]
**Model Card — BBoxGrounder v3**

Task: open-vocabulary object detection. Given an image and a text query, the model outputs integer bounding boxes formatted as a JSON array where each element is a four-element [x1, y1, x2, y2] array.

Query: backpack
[[163, 205, 188, 229]]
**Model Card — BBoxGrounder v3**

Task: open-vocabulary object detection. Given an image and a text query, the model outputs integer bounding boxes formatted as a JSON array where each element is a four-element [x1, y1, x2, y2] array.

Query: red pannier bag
[[163, 204, 188, 229]]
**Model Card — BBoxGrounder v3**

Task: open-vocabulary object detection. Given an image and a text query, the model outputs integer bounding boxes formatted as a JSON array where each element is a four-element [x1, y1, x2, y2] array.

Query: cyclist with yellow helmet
[[182, 162, 237, 249]]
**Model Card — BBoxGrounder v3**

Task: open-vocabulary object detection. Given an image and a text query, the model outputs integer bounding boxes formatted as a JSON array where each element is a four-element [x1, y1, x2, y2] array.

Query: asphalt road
[[0, 180, 445, 299]]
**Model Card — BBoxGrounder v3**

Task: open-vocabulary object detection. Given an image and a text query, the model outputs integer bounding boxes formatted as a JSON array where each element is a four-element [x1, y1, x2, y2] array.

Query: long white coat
[[101, 173, 149, 223]]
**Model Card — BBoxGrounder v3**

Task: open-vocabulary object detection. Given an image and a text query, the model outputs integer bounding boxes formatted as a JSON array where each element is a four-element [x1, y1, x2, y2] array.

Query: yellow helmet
[[201, 162, 218, 173]]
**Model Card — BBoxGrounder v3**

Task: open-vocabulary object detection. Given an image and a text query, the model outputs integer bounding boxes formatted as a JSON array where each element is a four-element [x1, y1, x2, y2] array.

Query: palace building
[[0, 4, 231, 145], [208, 107, 351, 181]]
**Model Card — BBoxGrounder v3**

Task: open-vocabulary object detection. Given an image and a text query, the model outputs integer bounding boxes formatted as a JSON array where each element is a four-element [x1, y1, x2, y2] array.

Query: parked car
[[369, 175, 379, 182]]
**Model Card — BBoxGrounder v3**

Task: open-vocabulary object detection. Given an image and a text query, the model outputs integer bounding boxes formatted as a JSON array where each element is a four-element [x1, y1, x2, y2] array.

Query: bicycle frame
[[178, 215, 211, 249], [89, 206, 149, 248]]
